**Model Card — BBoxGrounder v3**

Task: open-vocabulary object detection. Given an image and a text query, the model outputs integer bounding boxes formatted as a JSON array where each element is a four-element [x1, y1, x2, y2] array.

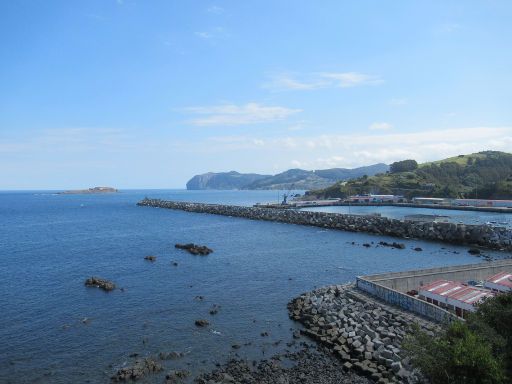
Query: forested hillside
[[308, 151, 512, 199]]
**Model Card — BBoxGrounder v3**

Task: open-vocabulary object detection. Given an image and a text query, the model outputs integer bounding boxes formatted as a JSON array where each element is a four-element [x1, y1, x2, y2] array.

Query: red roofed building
[[484, 272, 512, 293], [418, 280, 495, 318]]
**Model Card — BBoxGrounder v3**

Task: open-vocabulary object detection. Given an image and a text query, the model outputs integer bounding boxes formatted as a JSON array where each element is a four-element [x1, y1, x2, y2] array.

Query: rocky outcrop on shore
[[138, 198, 512, 251], [111, 357, 162, 381], [175, 243, 213, 255], [84, 277, 116, 292], [194, 343, 371, 384], [288, 284, 438, 383]]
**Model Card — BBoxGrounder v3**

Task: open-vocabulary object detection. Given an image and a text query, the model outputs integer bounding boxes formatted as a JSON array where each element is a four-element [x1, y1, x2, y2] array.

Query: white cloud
[[369, 122, 393, 131], [207, 5, 224, 14], [185, 103, 302, 126], [195, 126, 512, 170], [195, 31, 213, 39], [264, 72, 383, 91], [195, 27, 228, 41], [320, 72, 382, 88]]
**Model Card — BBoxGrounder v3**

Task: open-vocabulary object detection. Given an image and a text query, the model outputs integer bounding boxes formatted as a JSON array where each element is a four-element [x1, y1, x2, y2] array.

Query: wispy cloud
[[207, 5, 224, 14], [184, 103, 302, 126], [263, 71, 383, 91], [195, 27, 228, 41], [434, 22, 462, 34], [369, 122, 393, 131], [196, 127, 512, 170]]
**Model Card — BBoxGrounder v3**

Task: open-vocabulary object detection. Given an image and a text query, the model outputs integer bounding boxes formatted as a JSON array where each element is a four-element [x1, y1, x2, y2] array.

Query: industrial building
[[418, 280, 495, 318], [484, 271, 512, 292], [347, 194, 405, 203], [412, 197, 512, 208], [356, 260, 512, 322]]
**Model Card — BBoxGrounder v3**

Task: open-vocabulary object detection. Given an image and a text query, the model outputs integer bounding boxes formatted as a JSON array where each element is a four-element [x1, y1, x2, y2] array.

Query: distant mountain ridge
[[186, 163, 389, 190]]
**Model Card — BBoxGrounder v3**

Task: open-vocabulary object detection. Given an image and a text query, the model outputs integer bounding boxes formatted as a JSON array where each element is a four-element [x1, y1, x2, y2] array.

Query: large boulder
[[84, 277, 116, 292]]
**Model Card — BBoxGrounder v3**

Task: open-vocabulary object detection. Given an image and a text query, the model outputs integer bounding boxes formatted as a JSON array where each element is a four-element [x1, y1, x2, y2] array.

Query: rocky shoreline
[[194, 343, 371, 384], [287, 284, 438, 383], [137, 198, 512, 251]]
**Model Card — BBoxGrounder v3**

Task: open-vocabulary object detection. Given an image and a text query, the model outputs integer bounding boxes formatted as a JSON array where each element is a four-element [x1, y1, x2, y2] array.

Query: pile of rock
[[138, 199, 512, 251], [195, 344, 370, 384], [111, 357, 162, 381], [175, 243, 213, 256], [288, 284, 438, 383], [84, 277, 116, 292]]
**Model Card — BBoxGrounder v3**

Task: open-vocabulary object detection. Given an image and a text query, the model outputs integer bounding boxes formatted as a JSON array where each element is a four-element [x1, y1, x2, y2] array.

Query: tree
[[403, 322, 505, 384], [390, 159, 418, 173], [403, 293, 512, 384]]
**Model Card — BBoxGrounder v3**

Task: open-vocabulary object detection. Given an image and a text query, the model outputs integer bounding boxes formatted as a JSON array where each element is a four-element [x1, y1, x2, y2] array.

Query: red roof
[[420, 280, 494, 305], [486, 272, 512, 289]]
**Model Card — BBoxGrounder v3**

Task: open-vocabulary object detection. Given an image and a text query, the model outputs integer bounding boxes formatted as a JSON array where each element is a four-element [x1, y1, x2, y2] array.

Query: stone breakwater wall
[[288, 284, 438, 384], [137, 198, 512, 251]]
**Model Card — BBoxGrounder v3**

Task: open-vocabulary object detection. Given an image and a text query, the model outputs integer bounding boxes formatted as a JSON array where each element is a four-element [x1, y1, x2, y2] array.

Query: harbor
[[138, 198, 512, 251]]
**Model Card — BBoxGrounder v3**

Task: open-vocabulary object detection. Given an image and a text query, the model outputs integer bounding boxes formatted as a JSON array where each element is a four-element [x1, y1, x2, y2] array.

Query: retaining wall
[[137, 198, 512, 251], [355, 277, 457, 323]]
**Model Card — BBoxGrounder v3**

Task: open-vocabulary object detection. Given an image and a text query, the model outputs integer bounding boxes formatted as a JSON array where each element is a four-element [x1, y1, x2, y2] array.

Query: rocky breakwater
[[137, 198, 512, 251], [288, 284, 438, 383]]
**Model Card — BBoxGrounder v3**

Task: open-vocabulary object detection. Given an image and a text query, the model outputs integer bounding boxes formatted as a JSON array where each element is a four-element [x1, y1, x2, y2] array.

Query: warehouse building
[[418, 280, 495, 318], [484, 271, 512, 292]]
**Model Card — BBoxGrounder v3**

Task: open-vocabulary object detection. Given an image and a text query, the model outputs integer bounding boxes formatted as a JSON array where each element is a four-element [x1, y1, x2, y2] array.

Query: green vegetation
[[403, 293, 512, 384], [390, 159, 418, 173], [308, 151, 512, 199]]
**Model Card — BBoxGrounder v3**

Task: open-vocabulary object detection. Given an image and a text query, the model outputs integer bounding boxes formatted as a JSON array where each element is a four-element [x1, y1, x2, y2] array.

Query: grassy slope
[[308, 151, 512, 199]]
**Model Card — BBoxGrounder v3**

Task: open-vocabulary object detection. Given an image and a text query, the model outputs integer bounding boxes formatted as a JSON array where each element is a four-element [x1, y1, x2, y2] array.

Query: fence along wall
[[137, 198, 512, 251]]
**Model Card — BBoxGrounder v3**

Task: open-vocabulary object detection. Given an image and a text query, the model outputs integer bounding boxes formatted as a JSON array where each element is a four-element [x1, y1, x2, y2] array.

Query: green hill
[[307, 151, 512, 199]]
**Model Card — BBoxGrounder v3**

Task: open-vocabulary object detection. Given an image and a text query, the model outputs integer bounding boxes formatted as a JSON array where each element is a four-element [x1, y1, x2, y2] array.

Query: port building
[[484, 271, 512, 292], [418, 280, 494, 318]]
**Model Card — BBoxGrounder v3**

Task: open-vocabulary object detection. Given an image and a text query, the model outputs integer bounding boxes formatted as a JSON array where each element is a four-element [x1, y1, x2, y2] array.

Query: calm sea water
[[0, 190, 509, 383]]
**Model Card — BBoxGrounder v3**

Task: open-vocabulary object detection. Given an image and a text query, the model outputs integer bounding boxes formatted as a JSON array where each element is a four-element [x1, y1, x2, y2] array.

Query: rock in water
[[84, 277, 116, 292], [468, 247, 481, 255], [175, 243, 213, 255], [195, 319, 210, 327], [111, 357, 162, 381], [144, 255, 157, 262]]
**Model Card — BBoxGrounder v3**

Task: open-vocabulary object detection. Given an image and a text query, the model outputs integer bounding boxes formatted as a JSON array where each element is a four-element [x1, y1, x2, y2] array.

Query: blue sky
[[1, 1, 511, 189]]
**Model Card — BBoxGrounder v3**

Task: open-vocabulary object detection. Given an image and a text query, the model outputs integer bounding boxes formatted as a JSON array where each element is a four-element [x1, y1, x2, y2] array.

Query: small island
[[59, 186, 118, 195]]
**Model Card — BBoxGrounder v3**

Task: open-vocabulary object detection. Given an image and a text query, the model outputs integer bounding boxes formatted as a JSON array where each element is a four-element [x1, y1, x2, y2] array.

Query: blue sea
[[1, 190, 510, 383]]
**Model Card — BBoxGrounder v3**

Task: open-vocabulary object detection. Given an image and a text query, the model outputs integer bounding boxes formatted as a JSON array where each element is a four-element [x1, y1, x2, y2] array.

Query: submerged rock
[[468, 247, 481, 255], [84, 277, 116, 292], [159, 351, 184, 360], [195, 319, 210, 327], [379, 241, 406, 249], [144, 255, 157, 262], [111, 357, 162, 382], [165, 369, 190, 383], [175, 243, 213, 256]]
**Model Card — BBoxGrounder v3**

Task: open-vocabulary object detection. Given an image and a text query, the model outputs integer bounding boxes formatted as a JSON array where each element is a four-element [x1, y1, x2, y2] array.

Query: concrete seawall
[[137, 198, 512, 252]]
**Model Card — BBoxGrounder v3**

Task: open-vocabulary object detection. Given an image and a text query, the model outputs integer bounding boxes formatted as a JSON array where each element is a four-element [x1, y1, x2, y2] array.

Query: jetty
[[137, 198, 512, 251]]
